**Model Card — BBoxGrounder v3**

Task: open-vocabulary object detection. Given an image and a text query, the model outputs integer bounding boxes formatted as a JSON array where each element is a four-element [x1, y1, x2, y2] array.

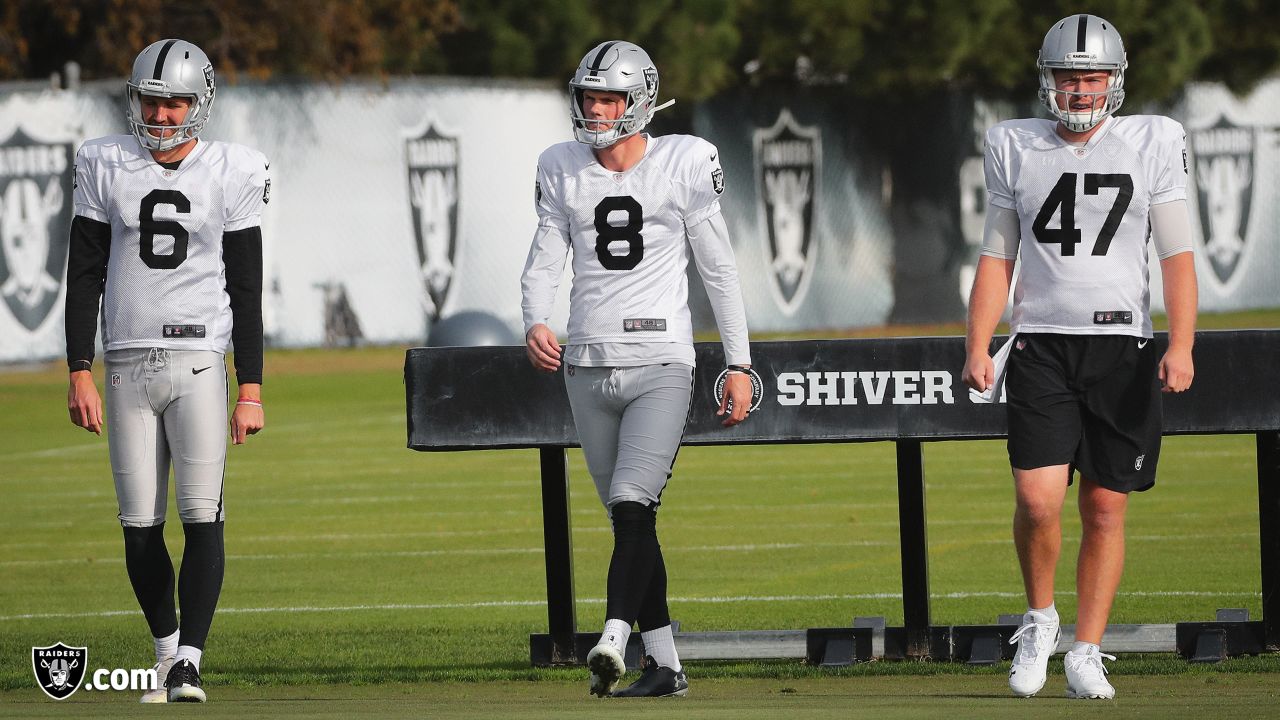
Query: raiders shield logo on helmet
[[754, 109, 821, 316], [32, 642, 87, 700], [1191, 114, 1256, 293], [405, 117, 461, 322], [0, 128, 73, 333]]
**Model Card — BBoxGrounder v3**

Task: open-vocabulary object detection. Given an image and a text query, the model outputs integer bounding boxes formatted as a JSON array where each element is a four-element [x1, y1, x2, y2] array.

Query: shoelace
[[1009, 621, 1056, 663], [1065, 650, 1117, 677]]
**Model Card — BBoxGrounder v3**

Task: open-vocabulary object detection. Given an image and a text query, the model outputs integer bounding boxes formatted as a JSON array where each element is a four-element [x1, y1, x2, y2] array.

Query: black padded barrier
[[407, 331, 1280, 663]]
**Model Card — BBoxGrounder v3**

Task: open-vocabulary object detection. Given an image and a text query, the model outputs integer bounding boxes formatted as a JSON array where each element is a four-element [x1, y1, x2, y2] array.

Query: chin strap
[[652, 99, 676, 115]]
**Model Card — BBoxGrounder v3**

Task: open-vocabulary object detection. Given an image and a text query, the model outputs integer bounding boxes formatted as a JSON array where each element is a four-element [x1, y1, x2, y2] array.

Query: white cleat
[[1065, 647, 1117, 699], [139, 656, 174, 703], [1007, 612, 1060, 697], [586, 643, 626, 698]]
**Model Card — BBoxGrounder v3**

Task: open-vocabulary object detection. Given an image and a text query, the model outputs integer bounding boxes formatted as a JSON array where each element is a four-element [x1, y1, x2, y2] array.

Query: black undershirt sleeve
[[64, 215, 112, 371], [222, 226, 264, 385]]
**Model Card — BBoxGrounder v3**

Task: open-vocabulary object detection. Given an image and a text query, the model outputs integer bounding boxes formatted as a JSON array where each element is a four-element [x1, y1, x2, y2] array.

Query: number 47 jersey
[[73, 135, 269, 353], [984, 115, 1187, 338], [525, 134, 725, 351]]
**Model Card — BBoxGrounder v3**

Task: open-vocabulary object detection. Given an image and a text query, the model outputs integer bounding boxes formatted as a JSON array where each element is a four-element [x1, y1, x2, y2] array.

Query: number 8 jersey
[[984, 115, 1187, 338], [72, 135, 269, 353], [524, 134, 725, 360]]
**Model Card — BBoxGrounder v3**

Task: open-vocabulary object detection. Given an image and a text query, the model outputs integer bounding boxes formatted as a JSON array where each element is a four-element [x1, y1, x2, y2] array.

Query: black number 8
[[593, 196, 643, 270], [139, 189, 191, 269]]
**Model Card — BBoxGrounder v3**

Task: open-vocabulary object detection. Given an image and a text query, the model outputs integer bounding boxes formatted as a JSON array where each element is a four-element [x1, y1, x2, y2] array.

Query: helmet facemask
[[570, 86, 652, 148], [126, 86, 211, 152], [1038, 66, 1125, 134]]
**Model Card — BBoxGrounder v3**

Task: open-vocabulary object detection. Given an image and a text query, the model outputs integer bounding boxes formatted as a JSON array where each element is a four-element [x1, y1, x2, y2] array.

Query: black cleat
[[165, 659, 206, 703], [611, 655, 688, 698]]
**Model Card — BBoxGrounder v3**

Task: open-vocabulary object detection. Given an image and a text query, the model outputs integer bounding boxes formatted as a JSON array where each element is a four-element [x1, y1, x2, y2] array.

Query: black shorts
[[1005, 333, 1162, 493]]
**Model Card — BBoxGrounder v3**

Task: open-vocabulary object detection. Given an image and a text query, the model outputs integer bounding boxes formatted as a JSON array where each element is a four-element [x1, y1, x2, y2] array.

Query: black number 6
[[139, 189, 191, 269]]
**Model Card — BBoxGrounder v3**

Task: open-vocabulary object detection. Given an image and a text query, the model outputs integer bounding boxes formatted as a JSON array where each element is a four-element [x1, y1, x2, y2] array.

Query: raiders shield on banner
[[1190, 115, 1255, 291], [0, 128, 73, 332], [32, 642, 87, 700], [405, 119, 460, 322], [753, 109, 821, 315]]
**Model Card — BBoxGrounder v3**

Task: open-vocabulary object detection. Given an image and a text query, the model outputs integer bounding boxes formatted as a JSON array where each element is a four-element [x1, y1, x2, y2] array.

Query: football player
[[962, 14, 1197, 699], [521, 40, 753, 698], [64, 39, 268, 704]]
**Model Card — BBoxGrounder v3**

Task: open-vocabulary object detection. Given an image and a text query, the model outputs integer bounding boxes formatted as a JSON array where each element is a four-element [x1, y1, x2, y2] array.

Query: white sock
[[1028, 602, 1058, 622], [154, 630, 179, 663], [641, 625, 681, 672], [174, 645, 202, 671], [1071, 641, 1099, 655], [601, 619, 631, 655]]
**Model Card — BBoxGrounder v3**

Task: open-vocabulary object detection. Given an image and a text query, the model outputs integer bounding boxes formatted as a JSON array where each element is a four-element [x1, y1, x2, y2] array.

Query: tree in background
[[0, 0, 461, 83], [4, 0, 1276, 322]]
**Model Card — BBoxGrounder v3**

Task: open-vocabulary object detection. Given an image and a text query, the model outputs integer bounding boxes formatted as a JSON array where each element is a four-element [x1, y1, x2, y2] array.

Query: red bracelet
[[236, 399, 262, 406]]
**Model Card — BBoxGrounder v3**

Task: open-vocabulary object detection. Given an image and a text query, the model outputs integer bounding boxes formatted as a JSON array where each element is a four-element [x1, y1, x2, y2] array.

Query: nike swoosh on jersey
[[192, 366, 212, 375], [1137, 340, 1149, 348], [710, 153, 717, 161]]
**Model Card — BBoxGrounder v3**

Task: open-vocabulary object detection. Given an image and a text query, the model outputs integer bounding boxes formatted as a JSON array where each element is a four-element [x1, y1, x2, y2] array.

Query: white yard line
[[0, 589, 1260, 623]]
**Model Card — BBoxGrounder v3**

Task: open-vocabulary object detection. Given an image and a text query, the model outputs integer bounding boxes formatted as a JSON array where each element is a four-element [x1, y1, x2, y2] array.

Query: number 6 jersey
[[983, 115, 1187, 338], [72, 135, 269, 353]]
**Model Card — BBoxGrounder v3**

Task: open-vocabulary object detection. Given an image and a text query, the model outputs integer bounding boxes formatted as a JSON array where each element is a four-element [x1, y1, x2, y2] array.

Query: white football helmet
[[1037, 14, 1127, 133], [569, 41, 668, 148], [126, 39, 216, 151]]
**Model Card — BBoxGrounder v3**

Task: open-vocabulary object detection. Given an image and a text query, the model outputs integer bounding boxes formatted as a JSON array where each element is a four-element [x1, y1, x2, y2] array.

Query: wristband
[[70, 359, 92, 372], [726, 364, 751, 374], [236, 399, 262, 407]]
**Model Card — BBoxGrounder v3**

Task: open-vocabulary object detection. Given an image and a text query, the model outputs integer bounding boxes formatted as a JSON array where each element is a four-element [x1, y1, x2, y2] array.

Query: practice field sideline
[[1, 310, 1277, 709], [2, 674, 1279, 719]]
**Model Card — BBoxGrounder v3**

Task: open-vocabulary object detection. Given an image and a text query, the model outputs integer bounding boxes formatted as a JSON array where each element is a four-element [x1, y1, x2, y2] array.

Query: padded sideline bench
[[406, 330, 1280, 664]]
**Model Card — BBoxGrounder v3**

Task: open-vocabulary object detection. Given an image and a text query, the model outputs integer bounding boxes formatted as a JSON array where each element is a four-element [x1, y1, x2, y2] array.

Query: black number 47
[[1032, 172, 1133, 256]]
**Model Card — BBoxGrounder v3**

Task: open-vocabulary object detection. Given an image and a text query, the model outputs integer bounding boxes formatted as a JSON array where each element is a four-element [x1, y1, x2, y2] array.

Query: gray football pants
[[104, 348, 228, 527], [563, 363, 694, 512]]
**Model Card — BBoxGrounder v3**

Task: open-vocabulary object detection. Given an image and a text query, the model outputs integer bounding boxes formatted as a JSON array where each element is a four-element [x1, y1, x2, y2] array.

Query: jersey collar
[[1053, 116, 1116, 158], [135, 136, 208, 179]]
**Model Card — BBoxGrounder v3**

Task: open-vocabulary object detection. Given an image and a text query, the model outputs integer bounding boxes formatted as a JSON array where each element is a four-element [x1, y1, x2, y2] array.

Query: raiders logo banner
[[753, 109, 821, 316], [405, 118, 460, 322], [0, 128, 73, 333], [31, 642, 87, 700], [1190, 114, 1256, 293]]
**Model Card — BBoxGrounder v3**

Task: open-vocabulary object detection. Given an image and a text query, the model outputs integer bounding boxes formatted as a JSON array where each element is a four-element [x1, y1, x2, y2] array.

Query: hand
[[525, 324, 562, 373], [231, 384, 265, 445], [718, 371, 753, 427], [961, 352, 995, 393], [1158, 345, 1194, 393], [67, 370, 103, 435]]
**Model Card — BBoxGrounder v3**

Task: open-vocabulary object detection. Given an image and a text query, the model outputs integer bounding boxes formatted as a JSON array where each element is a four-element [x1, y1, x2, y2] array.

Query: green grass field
[[2, 310, 1278, 714]]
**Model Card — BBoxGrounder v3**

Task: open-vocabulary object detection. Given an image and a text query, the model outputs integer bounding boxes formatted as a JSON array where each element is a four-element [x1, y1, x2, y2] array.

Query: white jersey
[[984, 115, 1187, 338], [73, 135, 269, 353], [524, 134, 739, 364]]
